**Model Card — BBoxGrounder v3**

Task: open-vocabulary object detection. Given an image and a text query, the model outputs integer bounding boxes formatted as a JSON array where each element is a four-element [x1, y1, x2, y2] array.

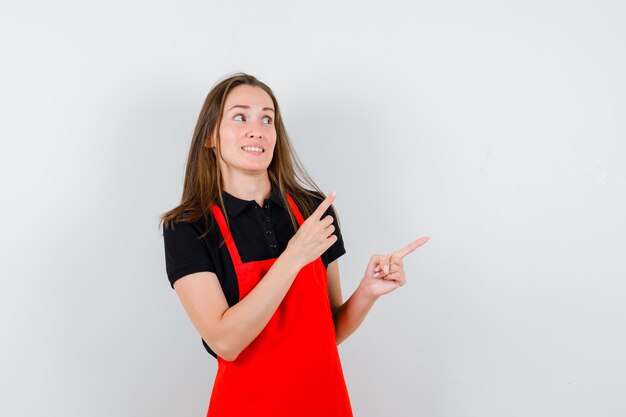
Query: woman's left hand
[[359, 237, 430, 299]]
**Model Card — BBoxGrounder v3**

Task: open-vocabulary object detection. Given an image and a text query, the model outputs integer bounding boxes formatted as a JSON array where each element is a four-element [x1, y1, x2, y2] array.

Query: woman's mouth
[[241, 146, 265, 155]]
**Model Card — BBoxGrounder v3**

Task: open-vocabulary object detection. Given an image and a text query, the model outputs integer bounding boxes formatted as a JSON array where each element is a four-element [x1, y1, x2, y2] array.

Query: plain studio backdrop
[[1, 1, 625, 416]]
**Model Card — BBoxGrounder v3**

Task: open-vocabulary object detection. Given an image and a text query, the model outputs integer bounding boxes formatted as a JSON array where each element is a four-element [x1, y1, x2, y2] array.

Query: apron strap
[[210, 203, 243, 267], [286, 194, 305, 227]]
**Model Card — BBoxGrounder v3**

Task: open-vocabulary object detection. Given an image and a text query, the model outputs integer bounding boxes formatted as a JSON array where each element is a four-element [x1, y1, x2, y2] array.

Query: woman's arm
[[174, 248, 303, 361], [329, 237, 430, 345], [328, 260, 377, 346]]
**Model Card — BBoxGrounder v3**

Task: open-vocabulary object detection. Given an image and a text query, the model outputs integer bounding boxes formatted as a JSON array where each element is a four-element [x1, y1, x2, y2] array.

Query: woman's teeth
[[241, 146, 264, 152]]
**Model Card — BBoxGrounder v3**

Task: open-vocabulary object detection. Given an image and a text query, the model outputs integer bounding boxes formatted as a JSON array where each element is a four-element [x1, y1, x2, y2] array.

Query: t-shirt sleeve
[[324, 202, 346, 265], [162, 221, 215, 289], [308, 192, 347, 266]]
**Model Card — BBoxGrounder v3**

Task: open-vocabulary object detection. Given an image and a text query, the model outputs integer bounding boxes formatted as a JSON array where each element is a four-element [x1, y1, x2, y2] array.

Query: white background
[[2, 1, 625, 416]]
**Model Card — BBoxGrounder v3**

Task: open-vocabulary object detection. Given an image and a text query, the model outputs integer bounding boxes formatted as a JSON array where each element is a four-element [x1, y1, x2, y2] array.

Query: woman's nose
[[247, 126, 263, 138]]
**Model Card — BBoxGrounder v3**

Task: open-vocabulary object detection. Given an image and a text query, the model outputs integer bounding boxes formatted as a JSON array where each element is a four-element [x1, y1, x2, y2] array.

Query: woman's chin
[[223, 163, 272, 177]]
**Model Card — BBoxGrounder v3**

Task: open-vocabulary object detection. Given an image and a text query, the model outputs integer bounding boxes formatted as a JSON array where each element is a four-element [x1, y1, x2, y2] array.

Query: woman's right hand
[[285, 191, 338, 269]]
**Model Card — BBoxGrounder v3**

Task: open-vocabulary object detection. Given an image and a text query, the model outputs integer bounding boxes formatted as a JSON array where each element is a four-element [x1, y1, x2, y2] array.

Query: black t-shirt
[[162, 185, 346, 357]]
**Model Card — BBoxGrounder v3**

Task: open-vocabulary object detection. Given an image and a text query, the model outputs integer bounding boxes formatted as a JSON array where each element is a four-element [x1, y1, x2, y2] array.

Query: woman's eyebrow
[[228, 105, 275, 113]]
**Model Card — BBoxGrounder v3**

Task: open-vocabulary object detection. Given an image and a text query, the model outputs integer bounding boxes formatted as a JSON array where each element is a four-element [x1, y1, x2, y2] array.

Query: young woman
[[160, 73, 428, 417]]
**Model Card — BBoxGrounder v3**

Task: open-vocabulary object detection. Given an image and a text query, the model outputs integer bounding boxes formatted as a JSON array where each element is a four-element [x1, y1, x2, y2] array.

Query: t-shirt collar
[[219, 182, 286, 217]]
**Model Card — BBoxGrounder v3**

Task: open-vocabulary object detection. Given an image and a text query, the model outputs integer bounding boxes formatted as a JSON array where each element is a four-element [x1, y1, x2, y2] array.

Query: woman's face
[[208, 85, 277, 181]]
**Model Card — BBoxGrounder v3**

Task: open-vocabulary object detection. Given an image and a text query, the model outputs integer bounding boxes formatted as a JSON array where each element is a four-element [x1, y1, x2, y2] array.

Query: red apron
[[206, 194, 353, 417]]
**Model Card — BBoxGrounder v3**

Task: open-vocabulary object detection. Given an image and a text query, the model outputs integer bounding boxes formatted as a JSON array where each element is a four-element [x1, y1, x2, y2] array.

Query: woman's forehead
[[224, 85, 274, 112]]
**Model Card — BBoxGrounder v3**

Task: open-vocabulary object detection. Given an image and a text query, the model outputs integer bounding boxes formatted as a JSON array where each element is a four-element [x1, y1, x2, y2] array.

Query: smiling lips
[[241, 146, 265, 154]]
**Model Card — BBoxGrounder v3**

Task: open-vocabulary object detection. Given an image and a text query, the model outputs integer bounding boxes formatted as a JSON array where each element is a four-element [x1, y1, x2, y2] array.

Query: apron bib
[[206, 194, 353, 417]]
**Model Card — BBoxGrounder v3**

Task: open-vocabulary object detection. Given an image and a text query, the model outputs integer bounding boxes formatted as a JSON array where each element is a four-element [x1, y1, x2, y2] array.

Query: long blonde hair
[[159, 72, 335, 238]]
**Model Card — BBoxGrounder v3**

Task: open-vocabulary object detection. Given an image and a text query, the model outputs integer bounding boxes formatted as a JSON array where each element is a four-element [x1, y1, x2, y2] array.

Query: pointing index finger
[[312, 191, 336, 220], [396, 236, 430, 258]]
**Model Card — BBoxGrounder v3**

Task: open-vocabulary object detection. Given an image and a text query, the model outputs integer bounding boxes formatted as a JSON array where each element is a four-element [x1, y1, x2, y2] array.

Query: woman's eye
[[233, 114, 272, 124]]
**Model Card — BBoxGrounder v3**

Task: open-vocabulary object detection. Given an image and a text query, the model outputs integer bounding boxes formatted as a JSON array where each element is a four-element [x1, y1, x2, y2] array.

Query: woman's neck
[[222, 171, 272, 207]]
